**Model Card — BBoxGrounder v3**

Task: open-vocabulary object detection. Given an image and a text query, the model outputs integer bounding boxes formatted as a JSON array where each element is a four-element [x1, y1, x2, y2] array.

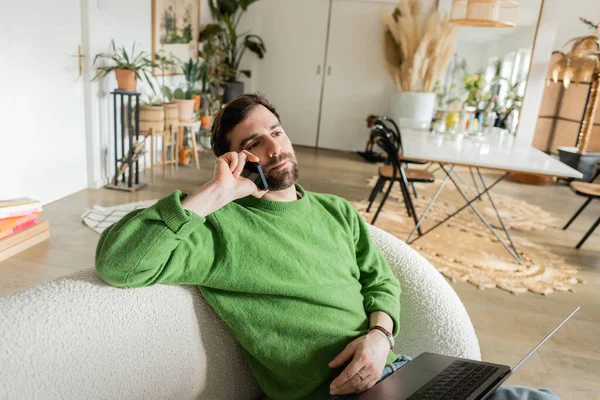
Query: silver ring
[[357, 371, 365, 381]]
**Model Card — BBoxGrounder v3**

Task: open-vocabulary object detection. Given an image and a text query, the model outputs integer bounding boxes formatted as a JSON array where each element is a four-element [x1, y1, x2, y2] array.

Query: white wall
[[553, 0, 600, 51], [480, 25, 536, 67], [454, 41, 485, 73], [1, 0, 88, 206], [516, 0, 563, 145]]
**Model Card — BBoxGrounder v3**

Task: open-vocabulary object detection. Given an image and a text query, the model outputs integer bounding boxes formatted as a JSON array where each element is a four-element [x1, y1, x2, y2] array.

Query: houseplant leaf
[[244, 34, 266, 59], [239, 0, 260, 11], [216, 0, 238, 16]]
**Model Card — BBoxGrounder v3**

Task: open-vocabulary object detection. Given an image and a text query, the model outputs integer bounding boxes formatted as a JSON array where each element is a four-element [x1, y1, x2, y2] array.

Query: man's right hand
[[213, 150, 269, 200], [181, 151, 268, 217]]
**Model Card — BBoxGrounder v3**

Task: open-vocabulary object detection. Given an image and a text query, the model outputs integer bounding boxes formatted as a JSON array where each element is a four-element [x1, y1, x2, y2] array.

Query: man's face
[[228, 105, 299, 191]]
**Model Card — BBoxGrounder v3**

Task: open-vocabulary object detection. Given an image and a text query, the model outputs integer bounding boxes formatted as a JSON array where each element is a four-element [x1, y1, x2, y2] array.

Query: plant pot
[[179, 147, 192, 165], [193, 94, 202, 111], [222, 80, 245, 103], [200, 135, 212, 149], [557, 146, 600, 181], [390, 91, 436, 130], [164, 102, 179, 131], [200, 115, 213, 129], [175, 99, 196, 122], [114, 69, 137, 91], [139, 104, 165, 134]]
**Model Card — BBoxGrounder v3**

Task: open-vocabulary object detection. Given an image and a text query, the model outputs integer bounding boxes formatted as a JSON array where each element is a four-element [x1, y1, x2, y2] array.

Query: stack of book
[[0, 198, 50, 262]]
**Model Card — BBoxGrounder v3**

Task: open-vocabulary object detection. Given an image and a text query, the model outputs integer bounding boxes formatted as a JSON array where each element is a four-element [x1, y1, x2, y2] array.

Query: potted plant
[[199, 24, 228, 99], [381, 0, 458, 129], [202, 0, 266, 102], [174, 58, 203, 122], [151, 50, 181, 131], [93, 40, 156, 92], [200, 130, 212, 149], [178, 146, 192, 165], [152, 50, 179, 101], [193, 91, 203, 111], [139, 100, 166, 135], [199, 107, 213, 129]]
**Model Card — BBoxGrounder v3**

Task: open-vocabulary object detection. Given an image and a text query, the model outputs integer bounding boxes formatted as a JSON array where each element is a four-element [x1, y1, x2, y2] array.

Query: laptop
[[356, 307, 580, 400]]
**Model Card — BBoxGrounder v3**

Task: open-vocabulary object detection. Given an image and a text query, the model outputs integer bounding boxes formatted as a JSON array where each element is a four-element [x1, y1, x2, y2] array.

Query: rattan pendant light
[[450, 0, 520, 28]]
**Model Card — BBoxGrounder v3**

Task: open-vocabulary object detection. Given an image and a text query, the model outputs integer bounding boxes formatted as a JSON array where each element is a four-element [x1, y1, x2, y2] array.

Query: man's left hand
[[328, 331, 390, 395]]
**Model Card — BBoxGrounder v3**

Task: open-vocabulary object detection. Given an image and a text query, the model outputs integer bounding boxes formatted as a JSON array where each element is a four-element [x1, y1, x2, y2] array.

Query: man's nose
[[265, 135, 282, 158]]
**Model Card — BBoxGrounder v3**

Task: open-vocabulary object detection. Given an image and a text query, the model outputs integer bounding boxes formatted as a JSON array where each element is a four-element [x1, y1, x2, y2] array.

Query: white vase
[[390, 91, 436, 130]]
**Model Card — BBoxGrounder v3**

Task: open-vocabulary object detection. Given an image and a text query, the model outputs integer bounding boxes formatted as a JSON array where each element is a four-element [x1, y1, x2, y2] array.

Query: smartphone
[[240, 161, 269, 191]]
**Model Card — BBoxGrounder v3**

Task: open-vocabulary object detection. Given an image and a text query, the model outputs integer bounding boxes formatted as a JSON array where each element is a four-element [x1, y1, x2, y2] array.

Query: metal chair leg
[[396, 179, 412, 217], [371, 180, 394, 225], [399, 180, 422, 235], [411, 182, 418, 198], [563, 198, 593, 230], [576, 215, 600, 249], [367, 177, 384, 212]]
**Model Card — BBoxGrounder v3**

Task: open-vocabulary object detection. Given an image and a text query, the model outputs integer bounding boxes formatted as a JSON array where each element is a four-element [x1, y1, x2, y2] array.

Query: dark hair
[[210, 92, 280, 157]]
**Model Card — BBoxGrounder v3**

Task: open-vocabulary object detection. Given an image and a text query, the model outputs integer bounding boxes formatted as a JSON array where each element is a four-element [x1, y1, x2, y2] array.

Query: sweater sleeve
[[95, 190, 220, 288], [344, 201, 402, 337]]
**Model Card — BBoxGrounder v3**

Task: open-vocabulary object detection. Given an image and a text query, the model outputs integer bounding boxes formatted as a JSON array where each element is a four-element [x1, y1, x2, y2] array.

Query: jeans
[[328, 355, 560, 400]]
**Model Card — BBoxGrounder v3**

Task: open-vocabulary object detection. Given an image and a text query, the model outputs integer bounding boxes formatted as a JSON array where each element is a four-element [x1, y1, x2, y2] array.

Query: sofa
[[0, 224, 480, 399]]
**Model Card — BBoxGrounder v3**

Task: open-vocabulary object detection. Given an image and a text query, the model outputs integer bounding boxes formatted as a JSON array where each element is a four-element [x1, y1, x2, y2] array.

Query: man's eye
[[274, 131, 283, 136], [248, 142, 259, 149]]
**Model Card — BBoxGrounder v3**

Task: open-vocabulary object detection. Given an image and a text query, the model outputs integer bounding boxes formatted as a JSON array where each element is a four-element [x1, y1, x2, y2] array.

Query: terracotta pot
[[193, 94, 202, 111], [114, 69, 137, 91], [175, 99, 196, 122], [179, 147, 192, 165], [139, 105, 165, 134], [163, 102, 179, 131], [200, 115, 213, 129]]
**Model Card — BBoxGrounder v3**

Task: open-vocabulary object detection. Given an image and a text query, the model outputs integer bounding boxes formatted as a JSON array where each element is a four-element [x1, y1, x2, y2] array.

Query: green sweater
[[95, 184, 401, 399]]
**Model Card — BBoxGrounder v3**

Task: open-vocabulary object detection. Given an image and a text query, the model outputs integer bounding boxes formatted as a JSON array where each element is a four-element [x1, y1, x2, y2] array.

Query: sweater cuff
[[365, 301, 401, 338], [157, 190, 206, 236]]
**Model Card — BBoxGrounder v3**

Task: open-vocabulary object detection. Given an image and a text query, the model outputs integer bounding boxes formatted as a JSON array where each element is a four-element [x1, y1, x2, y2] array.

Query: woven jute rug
[[351, 176, 582, 296]]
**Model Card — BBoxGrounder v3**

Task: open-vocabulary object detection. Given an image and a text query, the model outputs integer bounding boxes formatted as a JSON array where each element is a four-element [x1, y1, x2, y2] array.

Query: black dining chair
[[366, 124, 434, 234], [366, 115, 428, 198], [563, 181, 600, 249]]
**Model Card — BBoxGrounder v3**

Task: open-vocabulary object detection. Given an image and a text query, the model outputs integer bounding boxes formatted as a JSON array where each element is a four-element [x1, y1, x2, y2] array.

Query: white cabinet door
[[1, 0, 87, 205], [317, 1, 395, 152], [253, 0, 330, 147]]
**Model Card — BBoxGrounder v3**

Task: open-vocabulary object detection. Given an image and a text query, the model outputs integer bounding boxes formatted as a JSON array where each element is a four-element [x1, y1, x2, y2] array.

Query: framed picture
[[152, 0, 200, 76]]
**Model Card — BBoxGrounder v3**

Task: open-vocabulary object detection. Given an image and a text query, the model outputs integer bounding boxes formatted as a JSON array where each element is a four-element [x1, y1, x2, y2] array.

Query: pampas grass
[[382, 0, 458, 92]]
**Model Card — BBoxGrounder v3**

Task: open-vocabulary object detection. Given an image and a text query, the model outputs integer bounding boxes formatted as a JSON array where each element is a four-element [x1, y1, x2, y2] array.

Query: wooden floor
[[1, 147, 599, 399]]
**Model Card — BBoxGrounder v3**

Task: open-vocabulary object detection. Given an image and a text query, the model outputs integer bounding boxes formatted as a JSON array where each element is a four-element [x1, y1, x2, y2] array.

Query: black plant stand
[[105, 89, 147, 192]]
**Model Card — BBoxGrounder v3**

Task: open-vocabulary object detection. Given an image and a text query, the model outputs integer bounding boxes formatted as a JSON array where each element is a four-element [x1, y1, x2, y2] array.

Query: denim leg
[[380, 355, 412, 381], [488, 386, 561, 400]]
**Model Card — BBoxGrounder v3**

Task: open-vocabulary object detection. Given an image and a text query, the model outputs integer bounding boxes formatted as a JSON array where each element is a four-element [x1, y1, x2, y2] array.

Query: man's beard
[[262, 153, 300, 191]]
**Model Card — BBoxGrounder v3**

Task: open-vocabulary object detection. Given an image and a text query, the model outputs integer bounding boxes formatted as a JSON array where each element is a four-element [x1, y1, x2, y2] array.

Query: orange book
[[0, 219, 38, 240], [0, 221, 50, 262], [0, 212, 40, 229]]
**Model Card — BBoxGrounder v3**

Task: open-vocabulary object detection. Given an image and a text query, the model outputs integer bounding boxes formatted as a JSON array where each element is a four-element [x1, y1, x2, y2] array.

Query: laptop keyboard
[[407, 360, 499, 400]]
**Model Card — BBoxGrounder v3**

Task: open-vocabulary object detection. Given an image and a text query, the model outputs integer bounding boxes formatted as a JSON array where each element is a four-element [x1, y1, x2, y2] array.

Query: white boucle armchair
[[0, 225, 480, 399]]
